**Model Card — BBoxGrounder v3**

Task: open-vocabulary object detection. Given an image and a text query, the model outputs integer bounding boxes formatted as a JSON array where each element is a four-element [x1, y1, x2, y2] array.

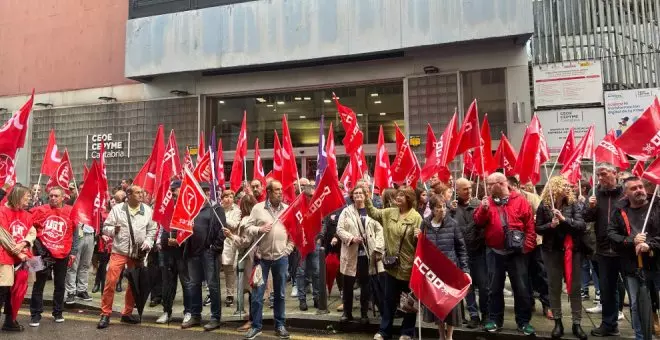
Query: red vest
[[31, 204, 74, 259], [0, 206, 33, 265]]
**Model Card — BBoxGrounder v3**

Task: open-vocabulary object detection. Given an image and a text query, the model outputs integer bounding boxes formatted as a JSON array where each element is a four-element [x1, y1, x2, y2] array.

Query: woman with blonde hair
[[535, 176, 587, 340]]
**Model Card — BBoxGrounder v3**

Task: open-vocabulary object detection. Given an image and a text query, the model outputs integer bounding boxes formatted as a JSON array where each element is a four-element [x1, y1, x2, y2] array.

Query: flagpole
[[543, 162, 555, 208], [34, 173, 42, 200], [238, 215, 283, 264], [475, 176, 480, 199], [480, 146, 488, 197], [641, 185, 659, 234]]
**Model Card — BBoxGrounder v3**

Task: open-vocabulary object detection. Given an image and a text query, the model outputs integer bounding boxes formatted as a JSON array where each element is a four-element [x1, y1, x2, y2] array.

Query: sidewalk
[[23, 273, 636, 339]]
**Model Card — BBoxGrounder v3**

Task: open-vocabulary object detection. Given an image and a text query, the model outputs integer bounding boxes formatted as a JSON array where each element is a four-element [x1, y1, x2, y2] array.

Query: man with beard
[[250, 179, 265, 203], [28, 186, 79, 326]]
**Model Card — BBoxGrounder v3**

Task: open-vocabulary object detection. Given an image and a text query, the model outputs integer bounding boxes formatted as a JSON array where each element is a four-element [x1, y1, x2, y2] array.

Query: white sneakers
[[586, 304, 603, 314], [373, 334, 384, 340], [182, 312, 192, 324], [619, 311, 625, 321], [156, 312, 170, 324], [291, 286, 298, 298]]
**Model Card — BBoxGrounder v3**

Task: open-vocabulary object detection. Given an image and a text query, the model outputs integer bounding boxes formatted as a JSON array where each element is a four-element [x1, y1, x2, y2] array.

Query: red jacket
[[473, 192, 536, 254], [0, 206, 33, 265], [30, 205, 75, 259]]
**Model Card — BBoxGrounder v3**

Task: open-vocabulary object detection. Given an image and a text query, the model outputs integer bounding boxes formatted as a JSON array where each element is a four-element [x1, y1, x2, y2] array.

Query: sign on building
[[86, 133, 131, 159], [536, 108, 606, 154], [604, 88, 660, 135], [533, 60, 604, 108]]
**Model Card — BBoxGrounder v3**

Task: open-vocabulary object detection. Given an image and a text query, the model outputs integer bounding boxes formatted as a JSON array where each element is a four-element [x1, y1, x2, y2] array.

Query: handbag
[[398, 292, 419, 313], [383, 223, 410, 270], [498, 206, 524, 253], [124, 204, 148, 263]]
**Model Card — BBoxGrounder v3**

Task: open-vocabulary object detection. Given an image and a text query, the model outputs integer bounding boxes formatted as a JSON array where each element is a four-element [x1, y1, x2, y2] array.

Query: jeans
[[543, 250, 582, 323], [528, 246, 550, 308], [295, 245, 320, 302], [161, 249, 190, 315], [466, 249, 489, 320], [288, 249, 299, 287], [30, 258, 68, 318], [251, 256, 288, 330], [581, 258, 600, 295], [378, 273, 417, 339], [186, 249, 221, 320], [65, 232, 94, 294], [625, 274, 660, 340], [342, 256, 370, 317], [595, 255, 623, 330], [486, 248, 532, 327]]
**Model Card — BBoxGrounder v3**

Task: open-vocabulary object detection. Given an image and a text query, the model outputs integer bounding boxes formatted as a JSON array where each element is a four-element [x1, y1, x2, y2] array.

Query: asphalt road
[[7, 310, 377, 340]]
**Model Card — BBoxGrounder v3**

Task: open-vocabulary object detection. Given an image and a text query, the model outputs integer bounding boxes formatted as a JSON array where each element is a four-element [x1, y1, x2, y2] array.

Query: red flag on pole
[[281, 116, 299, 202], [134, 125, 165, 195], [230, 111, 248, 192], [70, 161, 101, 230], [273, 131, 283, 184], [325, 123, 338, 178], [560, 127, 594, 185], [421, 124, 440, 182], [253, 138, 266, 188], [183, 147, 195, 175], [0, 89, 34, 157], [391, 124, 421, 188], [197, 130, 205, 164], [215, 139, 226, 190], [454, 99, 482, 156], [279, 193, 309, 251], [514, 118, 544, 184], [409, 233, 472, 321], [642, 156, 660, 185], [614, 97, 660, 160], [170, 168, 206, 234], [556, 128, 576, 165], [480, 114, 496, 173], [374, 125, 392, 195], [41, 129, 62, 176], [633, 160, 645, 177], [333, 94, 364, 154], [46, 149, 73, 195], [301, 168, 345, 258], [534, 116, 551, 164], [153, 130, 182, 231], [192, 150, 212, 183], [577, 125, 596, 160], [595, 129, 630, 169], [493, 133, 518, 175]]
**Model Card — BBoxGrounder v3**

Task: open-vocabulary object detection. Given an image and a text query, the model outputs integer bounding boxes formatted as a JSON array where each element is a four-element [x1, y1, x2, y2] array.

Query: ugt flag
[[409, 233, 472, 321]]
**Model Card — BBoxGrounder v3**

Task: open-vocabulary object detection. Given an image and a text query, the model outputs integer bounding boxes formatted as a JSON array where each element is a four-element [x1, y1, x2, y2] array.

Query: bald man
[[473, 172, 537, 335], [452, 178, 488, 328]]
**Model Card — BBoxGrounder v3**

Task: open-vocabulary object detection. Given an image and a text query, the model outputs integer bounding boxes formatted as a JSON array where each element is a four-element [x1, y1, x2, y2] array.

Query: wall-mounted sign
[[409, 135, 421, 147], [86, 132, 131, 159], [604, 88, 660, 135], [536, 108, 606, 154], [533, 60, 604, 108]]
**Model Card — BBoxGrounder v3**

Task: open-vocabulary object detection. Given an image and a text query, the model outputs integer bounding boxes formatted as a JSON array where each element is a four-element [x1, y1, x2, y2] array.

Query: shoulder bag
[[498, 206, 524, 253], [382, 223, 410, 270], [124, 204, 148, 263]]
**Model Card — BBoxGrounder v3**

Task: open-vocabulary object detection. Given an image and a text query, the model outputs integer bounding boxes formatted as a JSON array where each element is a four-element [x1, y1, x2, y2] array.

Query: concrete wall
[[0, 0, 134, 97], [125, 0, 534, 78]]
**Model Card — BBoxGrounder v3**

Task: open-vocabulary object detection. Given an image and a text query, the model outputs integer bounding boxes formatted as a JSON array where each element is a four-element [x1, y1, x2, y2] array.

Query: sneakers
[[595, 292, 601, 303], [484, 321, 501, 333], [373, 334, 384, 340], [586, 304, 602, 314], [181, 313, 201, 329], [299, 300, 308, 311], [28, 316, 40, 327], [503, 288, 513, 297], [244, 327, 263, 340], [275, 325, 290, 339], [291, 285, 298, 297], [225, 296, 234, 307], [54, 314, 64, 323], [155, 312, 170, 324], [398, 336, 412, 340], [618, 311, 625, 321], [65, 293, 76, 305], [518, 324, 536, 336], [76, 291, 92, 301], [580, 290, 590, 300], [203, 295, 212, 306], [203, 319, 220, 331]]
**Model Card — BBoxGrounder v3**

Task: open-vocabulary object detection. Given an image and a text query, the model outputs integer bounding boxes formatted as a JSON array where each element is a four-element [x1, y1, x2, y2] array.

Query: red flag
[[170, 169, 206, 233], [176, 230, 193, 246], [614, 97, 660, 160], [480, 114, 496, 173], [409, 233, 472, 321], [340, 160, 353, 191], [193, 150, 212, 183], [463, 151, 475, 177], [349, 151, 363, 189], [633, 160, 645, 177], [273, 131, 283, 184], [560, 127, 595, 185], [301, 168, 345, 258], [0, 89, 34, 157], [325, 123, 338, 178], [577, 125, 595, 160], [374, 125, 392, 195], [134, 125, 165, 195], [253, 138, 266, 187], [153, 130, 182, 231], [183, 147, 195, 175], [281, 116, 299, 202], [70, 161, 102, 230], [279, 193, 309, 250], [230, 112, 248, 192], [595, 129, 630, 169], [41, 129, 62, 176], [98, 139, 109, 210], [421, 124, 439, 182], [46, 149, 73, 195], [391, 124, 421, 187], [0, 155, 16, 188], [493, 133, 518, 175], [642, 156, 660, 185], [533, 115, 551, 164], [454, 99, 482, 156], [197, 130, 205, 164], [333, 94, 364, 154], [564, 236, 574, 294], [215, 139, 226, 189], [514, 119, 543, 184], [556, 128, 576, 165]]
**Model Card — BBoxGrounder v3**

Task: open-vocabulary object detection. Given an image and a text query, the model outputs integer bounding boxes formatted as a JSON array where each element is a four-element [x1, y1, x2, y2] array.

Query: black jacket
[[320, 206, 345, 254], [584, 185, 624, 256], [607, 198, 660, 275], [184, 204, 226, 258], [535, 201, 586, 252], [453, 198, 483, 253], [420, 216, 469, 274]]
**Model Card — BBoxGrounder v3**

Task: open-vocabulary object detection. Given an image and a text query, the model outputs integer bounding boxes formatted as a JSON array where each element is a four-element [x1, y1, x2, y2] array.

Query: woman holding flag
[[536, 176, 588, 340]]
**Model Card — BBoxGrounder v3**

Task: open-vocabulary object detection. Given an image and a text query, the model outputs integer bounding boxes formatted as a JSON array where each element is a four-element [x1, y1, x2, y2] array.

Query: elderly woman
[[0, 186, 35, 332], [336, 186, 385, 324], [366, 186, 423, 340], [536, 176, 587, 340], [220, 190, 241, 307], [421, 195, 469, 340]]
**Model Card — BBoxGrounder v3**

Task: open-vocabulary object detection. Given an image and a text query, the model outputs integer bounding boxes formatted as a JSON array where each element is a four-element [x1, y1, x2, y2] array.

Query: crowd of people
[[0, 162, 658, 340]]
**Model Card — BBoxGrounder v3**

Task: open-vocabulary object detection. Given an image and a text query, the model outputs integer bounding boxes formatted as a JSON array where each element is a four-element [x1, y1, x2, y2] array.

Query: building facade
[[0, 0, 534, 186]]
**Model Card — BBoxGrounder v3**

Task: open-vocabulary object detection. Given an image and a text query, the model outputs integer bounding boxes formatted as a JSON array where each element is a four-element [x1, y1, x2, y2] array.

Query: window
[[462, 68, 507, 140]]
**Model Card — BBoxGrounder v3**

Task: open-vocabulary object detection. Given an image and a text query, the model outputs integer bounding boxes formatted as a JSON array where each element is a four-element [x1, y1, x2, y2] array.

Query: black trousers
[[94, 252, 110, 288], [148, 251, 162, 301], [342, 256, 370, 317], [30, 258, 68, 318], [0, 286, 10, 324], [161, 250, 190, 315]]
